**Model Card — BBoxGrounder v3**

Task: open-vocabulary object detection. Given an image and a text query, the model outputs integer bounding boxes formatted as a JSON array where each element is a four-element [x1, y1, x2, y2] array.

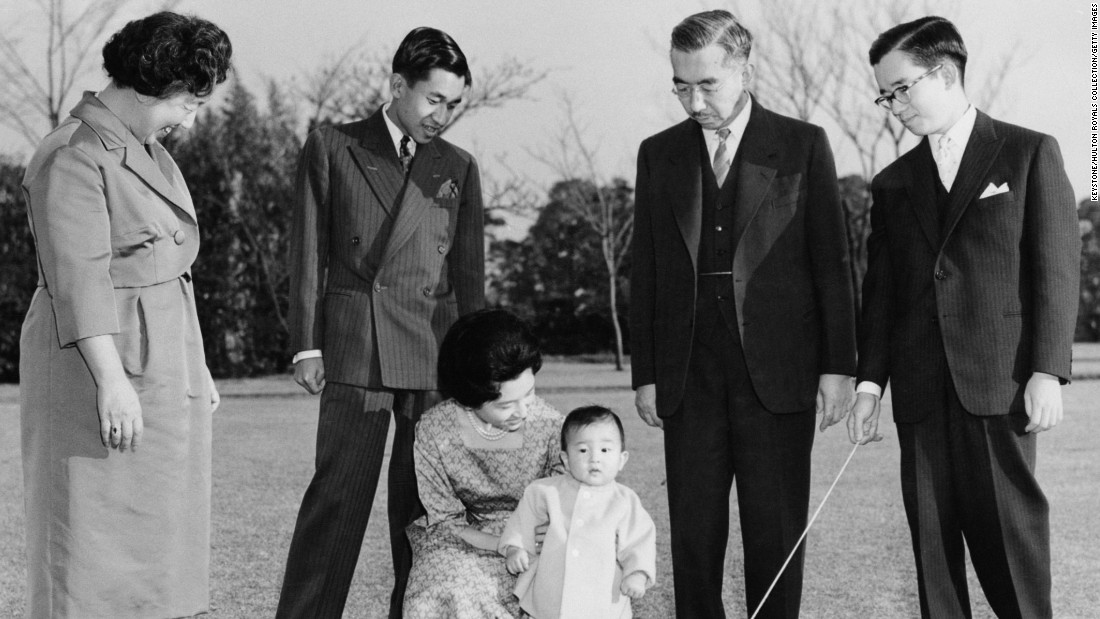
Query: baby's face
[[560, 421, 629, 487]]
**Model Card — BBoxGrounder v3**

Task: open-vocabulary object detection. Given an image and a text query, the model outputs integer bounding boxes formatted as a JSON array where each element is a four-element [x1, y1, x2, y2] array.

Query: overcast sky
[[1, 0, 1089, 206]]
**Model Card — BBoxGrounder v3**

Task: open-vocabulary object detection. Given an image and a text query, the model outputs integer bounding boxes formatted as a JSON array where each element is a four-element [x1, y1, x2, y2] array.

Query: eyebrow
[[672, 76, 719, 85]]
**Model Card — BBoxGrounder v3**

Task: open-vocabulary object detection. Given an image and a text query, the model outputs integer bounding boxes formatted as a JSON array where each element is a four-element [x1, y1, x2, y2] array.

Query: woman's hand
[[208, 370, 220, 413], [97, 377, 144, 451], [76, 334, 144, 452]]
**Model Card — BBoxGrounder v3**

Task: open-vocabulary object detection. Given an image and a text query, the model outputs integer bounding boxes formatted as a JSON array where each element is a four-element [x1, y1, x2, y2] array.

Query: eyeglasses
[[671, 80, 727, 100], [873, 64, 942, 109]]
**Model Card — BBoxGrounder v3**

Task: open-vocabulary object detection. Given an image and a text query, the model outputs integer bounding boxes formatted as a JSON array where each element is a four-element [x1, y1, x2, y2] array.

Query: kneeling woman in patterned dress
[[403, 309, 564, 618]]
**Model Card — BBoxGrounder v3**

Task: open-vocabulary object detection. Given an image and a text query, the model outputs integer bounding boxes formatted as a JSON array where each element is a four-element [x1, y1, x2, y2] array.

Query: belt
[[698, 271, 733, 276]]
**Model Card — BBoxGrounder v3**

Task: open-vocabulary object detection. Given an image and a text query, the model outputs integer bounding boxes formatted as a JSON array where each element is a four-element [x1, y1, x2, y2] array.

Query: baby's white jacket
[[498, 474, 657, 619]]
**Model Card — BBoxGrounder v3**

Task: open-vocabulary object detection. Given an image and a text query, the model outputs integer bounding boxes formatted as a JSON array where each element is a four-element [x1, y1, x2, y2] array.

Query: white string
[[748, 442, 862, 619]]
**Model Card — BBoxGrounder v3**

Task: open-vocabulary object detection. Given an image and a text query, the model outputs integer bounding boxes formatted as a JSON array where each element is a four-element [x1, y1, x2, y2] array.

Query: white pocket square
[[979, 182, 1009, 199]]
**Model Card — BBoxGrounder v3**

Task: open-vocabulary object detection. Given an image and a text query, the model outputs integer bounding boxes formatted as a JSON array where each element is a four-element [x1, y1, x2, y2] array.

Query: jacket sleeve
[[26, 145, 117, 348], [804, 127, 857, 376], [288, 128, 331, 353], [451, 154, 486, 316], [629, 140, 657, 388], [616, 489, 658, 587], [856, 176, 894, 389], [1024, 134, 1080, 381], [498, 482, 546, 555]]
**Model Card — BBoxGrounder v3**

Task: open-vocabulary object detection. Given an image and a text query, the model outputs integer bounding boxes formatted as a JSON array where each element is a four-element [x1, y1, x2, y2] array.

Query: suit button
[[934, 270, 947, 280], [173, 230, 185, 245], [715, 225, 723, 231], [437, 245, 446, 254], [422, 287, 432, 297], [351, 236, 361, 245], [374, 282, 385, 292], [930, 317, 939, 324]]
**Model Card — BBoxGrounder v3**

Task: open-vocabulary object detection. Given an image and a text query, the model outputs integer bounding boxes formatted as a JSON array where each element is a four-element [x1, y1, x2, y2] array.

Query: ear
[[741, 63, 756, 87], [940, 63, 959, 89], [560, 451, 568, 468], [390, 73, 406, 98], [618, 450, 630, 470]]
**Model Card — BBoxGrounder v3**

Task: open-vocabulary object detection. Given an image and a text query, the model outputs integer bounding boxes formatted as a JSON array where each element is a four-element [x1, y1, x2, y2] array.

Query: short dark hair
[[392, 27, 472, 88], [438, 309, 542, 409], [103, 11, 232, 98], [671, 10, 753, 64], [868, 16, 968, 85], [561, 405, 626, 451]]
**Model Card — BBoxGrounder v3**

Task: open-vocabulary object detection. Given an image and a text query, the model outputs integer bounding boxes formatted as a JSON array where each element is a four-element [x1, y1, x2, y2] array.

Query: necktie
[[713, 128, 732, 187], [399, 135, 413, 176], [935, 134, 958, 190]]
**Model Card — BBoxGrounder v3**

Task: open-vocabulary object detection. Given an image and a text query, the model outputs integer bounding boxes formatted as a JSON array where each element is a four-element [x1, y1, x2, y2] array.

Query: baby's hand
[[620, 571, 648, 599], [505, 546, 530, 575]]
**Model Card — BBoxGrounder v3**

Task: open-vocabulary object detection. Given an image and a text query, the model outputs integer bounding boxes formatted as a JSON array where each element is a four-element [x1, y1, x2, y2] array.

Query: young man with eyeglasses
[[849, 16, 1078, 619], [629, 10, 856, 618]]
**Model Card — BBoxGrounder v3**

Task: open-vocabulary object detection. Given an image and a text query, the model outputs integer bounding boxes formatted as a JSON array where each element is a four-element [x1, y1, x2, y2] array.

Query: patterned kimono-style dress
[[404, 397, 563, 618]]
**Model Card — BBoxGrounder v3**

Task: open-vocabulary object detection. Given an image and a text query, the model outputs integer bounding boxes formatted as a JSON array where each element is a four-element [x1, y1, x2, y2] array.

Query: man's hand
[[620, 571, 648, 599], [504, 546, 530, 575], [294, 357, 326, 394], [1024, 372, 1063, 433], [634, 384, 662, 429], [817, 373, 854, 431], [847, 392, 884, 445]]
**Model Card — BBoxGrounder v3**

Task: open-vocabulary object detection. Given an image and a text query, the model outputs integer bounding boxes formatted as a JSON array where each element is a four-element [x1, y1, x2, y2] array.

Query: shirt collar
[[381, 101, 415, 157], [935, 104, 976, 152], [703, 96, 752, 152]]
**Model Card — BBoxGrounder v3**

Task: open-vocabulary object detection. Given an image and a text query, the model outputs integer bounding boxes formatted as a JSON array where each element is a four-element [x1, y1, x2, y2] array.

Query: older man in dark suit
[[629, 10, 857, 618], [849, 16, 1079, 619], [276, 27, 484, 619]]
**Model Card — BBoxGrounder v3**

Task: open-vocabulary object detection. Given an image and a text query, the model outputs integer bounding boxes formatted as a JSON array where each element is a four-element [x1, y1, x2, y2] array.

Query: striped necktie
[[399, 135, 413, 176], [713, 128, 732, 187]]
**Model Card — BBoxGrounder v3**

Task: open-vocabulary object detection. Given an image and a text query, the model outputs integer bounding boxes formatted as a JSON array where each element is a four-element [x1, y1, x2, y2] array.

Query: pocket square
[[979, 182, 1009, 199], [436, 179, 459, 199]]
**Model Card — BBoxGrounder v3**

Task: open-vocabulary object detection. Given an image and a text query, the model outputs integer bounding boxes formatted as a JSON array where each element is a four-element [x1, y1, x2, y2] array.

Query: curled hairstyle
[[438, 309, 542, 409], [868, 16, 968, 85], [393, 27, 472, 88], [103, 11, 232, 98], [671, 9, 753, 64], [561, 405, 626, 451]]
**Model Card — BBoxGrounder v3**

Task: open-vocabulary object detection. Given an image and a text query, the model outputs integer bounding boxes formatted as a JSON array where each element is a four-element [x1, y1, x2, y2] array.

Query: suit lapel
[[347, 112, 404, 217], [668, 121, 703, 274], [904, 140, 941, 250], [732, 101, 778, 247], [941, 111, 1002, 241], [380, 138, 445, 265], [70, 93, 196, 222]]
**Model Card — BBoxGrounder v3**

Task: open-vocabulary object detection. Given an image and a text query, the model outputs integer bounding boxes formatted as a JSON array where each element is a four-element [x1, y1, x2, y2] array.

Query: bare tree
[[0, 0, 178, 145], [297, 44, 549, 132], [529, 95, 634, 370]]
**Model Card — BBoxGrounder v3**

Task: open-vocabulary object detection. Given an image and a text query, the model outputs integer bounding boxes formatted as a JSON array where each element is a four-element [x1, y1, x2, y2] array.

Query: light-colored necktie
[[713, 128, 732, 187], [399, 135, 413, 176], [935, 134, 958, 190]]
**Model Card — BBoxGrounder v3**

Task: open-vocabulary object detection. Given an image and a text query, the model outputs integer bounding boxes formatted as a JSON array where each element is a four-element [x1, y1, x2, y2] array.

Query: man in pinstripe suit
[[849, 17, 1079, 618], [276, 27, 485, 619]]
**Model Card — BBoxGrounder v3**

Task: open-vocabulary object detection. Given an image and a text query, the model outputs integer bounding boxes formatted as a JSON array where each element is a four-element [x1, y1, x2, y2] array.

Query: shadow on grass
[[2, 369, 1098, 618]]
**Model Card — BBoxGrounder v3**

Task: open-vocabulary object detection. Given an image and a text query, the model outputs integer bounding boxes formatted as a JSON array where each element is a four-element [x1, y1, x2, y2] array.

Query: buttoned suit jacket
[[630, 98, 857, 416], [857, 111, 1079, 422], [288, 110, 485, 391]]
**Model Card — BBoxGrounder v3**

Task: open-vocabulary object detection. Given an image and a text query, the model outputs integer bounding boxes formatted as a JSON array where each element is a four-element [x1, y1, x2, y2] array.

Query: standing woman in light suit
[[19, 12, 230, 618]]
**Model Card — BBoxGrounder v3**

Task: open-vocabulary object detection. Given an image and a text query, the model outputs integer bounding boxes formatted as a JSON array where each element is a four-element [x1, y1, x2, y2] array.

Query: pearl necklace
[[464, 406, 508, 441]]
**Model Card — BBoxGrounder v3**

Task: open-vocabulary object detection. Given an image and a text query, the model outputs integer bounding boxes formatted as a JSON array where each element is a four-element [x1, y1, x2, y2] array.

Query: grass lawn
[[1, 362, 1098, 618]]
